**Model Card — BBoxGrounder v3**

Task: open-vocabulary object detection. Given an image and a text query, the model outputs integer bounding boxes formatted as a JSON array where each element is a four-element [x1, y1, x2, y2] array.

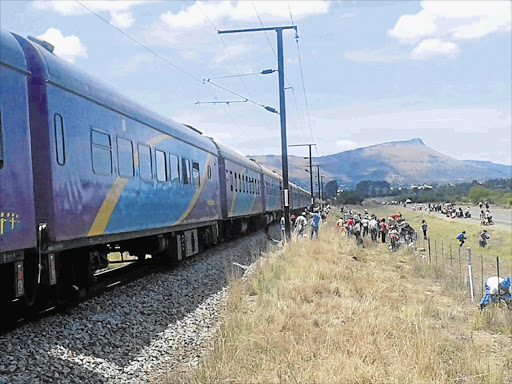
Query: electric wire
[[288, 3, 316, 146], [252, 1, 307, 143], [204, 79, 278, 113], [206, 69, 276, 81], [194, 1, 274, 114], [193, 0, 279, 139], [75, 0, 203, 84], [75, 0, 270, 131]]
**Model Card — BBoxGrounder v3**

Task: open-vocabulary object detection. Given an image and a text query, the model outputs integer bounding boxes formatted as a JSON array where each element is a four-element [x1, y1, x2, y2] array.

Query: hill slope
[[250, 138, 511, 188]]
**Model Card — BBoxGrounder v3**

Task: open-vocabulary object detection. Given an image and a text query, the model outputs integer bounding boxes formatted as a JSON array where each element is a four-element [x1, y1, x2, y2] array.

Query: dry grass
[[168, 211, 512, 384]]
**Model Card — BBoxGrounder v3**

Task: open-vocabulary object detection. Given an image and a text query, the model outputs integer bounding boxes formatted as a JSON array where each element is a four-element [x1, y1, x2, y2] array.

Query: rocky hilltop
[[250, 138, 511, 188]]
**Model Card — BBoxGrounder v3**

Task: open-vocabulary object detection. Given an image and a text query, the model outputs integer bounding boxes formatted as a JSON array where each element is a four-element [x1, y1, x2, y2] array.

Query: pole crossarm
[[218, 26, 296, 34]]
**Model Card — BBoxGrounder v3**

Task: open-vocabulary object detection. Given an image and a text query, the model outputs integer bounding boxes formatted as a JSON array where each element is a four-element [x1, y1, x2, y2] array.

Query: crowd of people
[[279, 201, 495, 251], [409, 201, 495, 226], [334, 208, 417, 251], [281, 205, 331, 241]]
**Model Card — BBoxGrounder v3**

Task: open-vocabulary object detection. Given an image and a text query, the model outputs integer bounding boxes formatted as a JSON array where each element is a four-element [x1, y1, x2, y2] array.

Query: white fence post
[[467, 247, 474, 301]]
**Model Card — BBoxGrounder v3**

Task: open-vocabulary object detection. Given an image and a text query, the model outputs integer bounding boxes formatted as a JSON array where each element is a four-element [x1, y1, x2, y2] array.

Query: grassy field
[[166, 206, 512, 384]]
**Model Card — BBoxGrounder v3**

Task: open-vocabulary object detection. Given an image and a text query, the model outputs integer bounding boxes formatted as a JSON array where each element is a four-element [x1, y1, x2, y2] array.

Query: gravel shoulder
[[0, 226, 280, 384]]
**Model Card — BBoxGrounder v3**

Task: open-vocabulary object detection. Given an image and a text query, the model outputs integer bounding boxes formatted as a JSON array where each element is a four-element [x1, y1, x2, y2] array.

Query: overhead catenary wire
[[289, 3, 316, 147], [204, 79, 279, 114], [252, 1, 308, 143], [75, 0, 202, 84], [206, 69, 276, 81], [75, 0, 270, 133], [194, 1, 276, 118]]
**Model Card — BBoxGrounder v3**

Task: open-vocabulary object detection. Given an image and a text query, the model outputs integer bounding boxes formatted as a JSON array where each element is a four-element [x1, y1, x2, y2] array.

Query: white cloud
[[156, 0, 329, 30], [411, 38, 459, 60], [388, 0, 511, 43], [32, 0, 152, 29], [143, 1, 330, 62], [37, 28, 88, 63], [388, 9, 437, 43]]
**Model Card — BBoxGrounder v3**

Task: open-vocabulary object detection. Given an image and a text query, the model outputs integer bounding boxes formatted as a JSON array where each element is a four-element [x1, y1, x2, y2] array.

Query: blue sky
[[1, 0, 511, 165]]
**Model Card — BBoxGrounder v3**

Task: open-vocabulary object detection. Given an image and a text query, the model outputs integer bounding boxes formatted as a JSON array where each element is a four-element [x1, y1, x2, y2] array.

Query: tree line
[[325, 178, 512, 207]]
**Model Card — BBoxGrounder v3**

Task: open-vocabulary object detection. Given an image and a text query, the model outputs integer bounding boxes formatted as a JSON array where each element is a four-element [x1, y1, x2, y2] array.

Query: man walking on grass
[[310, 209, 321, 240]]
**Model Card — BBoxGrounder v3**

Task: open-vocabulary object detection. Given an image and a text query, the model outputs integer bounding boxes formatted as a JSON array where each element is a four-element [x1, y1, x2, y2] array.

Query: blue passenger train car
[[0, 30, 36, 304], [15, 33, 221, 253], [0, 29, 309, 327]]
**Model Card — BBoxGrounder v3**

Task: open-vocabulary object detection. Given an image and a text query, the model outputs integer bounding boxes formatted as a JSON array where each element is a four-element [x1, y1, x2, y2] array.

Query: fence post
[[458, 246, 461, 282], [480, 254, 484, 298], [467, 248, 474, 301], [428, 237, 431, 264], [442, 242, 445, 271], [497, 257, 501, 304]]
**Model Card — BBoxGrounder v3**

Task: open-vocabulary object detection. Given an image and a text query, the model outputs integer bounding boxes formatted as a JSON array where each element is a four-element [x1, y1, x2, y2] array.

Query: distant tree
[[355, 180, 391, 197], [337, 189, 363, 205], [468, 187, 493, 204]]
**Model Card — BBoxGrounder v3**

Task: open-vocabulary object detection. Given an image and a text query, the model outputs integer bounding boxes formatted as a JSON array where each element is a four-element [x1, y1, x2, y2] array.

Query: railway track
[[0, 226, 278, 384]]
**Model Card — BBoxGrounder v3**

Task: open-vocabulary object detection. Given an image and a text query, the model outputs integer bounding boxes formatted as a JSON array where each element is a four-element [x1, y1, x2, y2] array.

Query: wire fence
[[413, 235, 510, 305]]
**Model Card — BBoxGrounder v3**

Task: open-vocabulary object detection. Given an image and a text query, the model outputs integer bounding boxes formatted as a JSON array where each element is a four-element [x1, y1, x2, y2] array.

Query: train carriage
[[0, 30, 37, 315], [14, 33, 222, 250], [0, 29, 309, 328]]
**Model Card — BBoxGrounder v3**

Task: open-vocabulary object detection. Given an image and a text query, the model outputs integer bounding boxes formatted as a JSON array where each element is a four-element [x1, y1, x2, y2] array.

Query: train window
[[207, 165, 212, 179], [169, 154, 180, 183], [138, 144, 153, 181], [91, 129, 112, 175], [155, 149, 167, 182], [54, 114, 65, 165], [192, 161, 200, 188], [230, 170, 233, 191], [117, 138, 134, 178], [182, 158, 191, 185]]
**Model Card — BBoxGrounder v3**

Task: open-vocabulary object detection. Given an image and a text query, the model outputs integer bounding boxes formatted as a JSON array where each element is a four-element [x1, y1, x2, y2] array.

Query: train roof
[[13, 32, 217, 154], [210, 141, 263, 172], [0, 29, 28, 73]]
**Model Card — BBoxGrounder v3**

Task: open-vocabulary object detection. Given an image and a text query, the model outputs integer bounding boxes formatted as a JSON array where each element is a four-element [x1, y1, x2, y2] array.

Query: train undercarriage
[[0, 213, 279, 332]]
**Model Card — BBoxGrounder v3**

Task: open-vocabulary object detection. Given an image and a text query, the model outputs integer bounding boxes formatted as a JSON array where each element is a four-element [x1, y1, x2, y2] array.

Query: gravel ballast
[[0, 226, 279, 384]]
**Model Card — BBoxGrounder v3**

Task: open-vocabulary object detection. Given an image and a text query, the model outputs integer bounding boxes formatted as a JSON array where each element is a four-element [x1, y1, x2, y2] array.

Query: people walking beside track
[[294, 212, 308, 239], [369, 216, 379, 243], [380, 218, 388, 243], [310, 209, 321, 240], [456, 231, 467, 247], [352, 220, 363, 246], [421, 220, 428, 240], [361, 216, 369, 237]]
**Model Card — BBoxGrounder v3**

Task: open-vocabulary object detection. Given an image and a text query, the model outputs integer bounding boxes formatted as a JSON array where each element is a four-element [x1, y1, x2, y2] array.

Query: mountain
[[249, 138, 512, 189]]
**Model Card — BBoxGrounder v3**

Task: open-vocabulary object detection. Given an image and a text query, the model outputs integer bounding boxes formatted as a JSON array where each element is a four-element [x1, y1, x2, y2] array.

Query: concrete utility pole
[[315, 165, 321, 208], [289, 143, 316, 207], [219, 25, 297, 239]]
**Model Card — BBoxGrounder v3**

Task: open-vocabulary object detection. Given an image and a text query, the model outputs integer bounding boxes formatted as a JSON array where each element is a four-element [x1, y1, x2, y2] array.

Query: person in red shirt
[[380, 218, 388, 243]]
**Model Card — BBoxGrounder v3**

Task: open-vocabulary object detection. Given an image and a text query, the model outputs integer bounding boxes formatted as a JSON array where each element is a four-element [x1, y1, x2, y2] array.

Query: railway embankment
[[0, 226, 281, 384], [171, 209, 511, 384]]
